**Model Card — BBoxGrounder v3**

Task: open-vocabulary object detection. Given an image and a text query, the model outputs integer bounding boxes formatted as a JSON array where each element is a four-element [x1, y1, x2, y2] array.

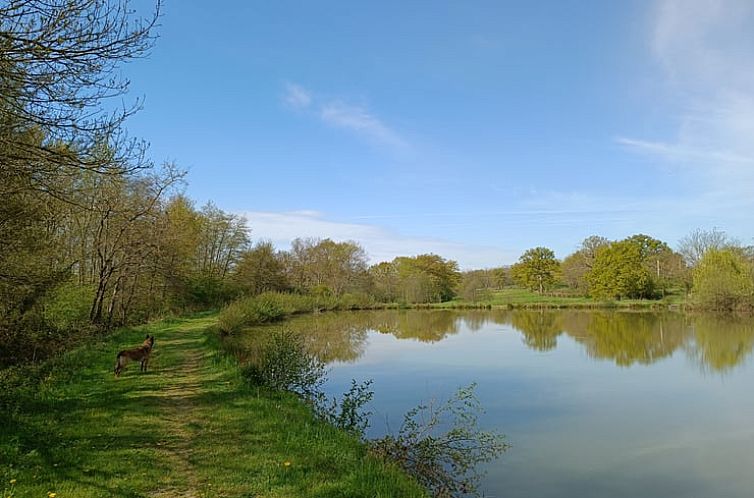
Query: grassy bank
[[216, 290, 689, 337], [0, 314, 426, 497], [426, 288, 688, 310]]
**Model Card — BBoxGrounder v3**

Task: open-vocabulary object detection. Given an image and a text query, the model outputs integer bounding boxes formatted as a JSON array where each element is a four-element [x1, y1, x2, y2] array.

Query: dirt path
[[148, 327, 209, 498]]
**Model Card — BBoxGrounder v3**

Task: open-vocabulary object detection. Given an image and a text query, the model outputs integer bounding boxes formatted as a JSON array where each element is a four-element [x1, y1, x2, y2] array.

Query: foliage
[[371, 384, 509, 498], [586, 235, 686, 300], [371, 254, 461, 304], [458, 270, 497, 302], [285, 238, 369, 296], [561, 236, 609, 293], [692, 248, 754, 311], [241, 330, 327, 399], [218, 293, 289, 334], [315, 379, 375, 438], [511, 247, 560, 293], [587, 240, 652, 299], [234, 240, 289, 295], [42, 282, 96, 331], [241, 329, 374, 438]]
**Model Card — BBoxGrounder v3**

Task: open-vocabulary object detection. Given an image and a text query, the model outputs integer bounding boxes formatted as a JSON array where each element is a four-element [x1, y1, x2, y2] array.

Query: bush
[[240, 329, 374, 438], [314, 379, 374, 437], [43, 282, 94, 331], [693, 248, 754, 311], [217, 293, 290, 334], [371, 384, 509, 498], [241, 329, 326, 399]]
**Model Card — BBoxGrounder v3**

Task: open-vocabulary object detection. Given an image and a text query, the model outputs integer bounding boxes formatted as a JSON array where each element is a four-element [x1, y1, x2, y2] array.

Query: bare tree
[[678, 228, 730, 267]]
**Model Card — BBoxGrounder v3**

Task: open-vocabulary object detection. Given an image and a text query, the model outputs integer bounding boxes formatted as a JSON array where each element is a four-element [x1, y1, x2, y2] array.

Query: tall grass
[[217, 292, 378, 334]]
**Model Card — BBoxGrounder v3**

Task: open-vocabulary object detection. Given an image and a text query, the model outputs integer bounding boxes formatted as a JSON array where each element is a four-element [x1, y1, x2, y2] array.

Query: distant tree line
[[506, 229, 753, 311]]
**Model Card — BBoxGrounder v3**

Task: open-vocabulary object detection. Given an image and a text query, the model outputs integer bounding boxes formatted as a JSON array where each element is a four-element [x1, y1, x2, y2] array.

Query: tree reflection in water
[[224, 310, 754, 373]]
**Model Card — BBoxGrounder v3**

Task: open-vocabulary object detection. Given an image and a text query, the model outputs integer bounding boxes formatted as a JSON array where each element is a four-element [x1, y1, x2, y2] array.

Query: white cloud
[[283, 82, 312, 109], [319, 101, 408, 150], [620, 0, 754, 195], [281, 82, 408, 151], [242, 210, 512, 269]]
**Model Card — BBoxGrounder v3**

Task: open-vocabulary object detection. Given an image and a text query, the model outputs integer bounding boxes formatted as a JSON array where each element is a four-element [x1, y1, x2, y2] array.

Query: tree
[[587, 240, 651, 299], [285, 238, 368, 296], [393, 254, 461, 303], [561, 235, 610, 293], [234, 241, 289, 296], [678, 228, 730, 267], [459, 270, 497, 302], [511, 247, 560, 293], [692, 248, 754, 311], [586, 234, 685, 300], [0, 0, 161, 190], [369, 261, 400, 303]]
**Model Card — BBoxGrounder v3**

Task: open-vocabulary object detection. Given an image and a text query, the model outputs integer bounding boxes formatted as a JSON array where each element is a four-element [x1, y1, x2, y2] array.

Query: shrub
[[371, 384, 509, 498], [314, 379, 374, 437], [43, 282, 94, 331], [241, 329, 326, 399], [693, 248, 754, 311], [217, 293, 290, 334]]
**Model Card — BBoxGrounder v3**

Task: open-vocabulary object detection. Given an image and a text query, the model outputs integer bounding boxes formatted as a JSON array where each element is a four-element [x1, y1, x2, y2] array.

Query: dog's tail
[[114, 351, 125, 376]]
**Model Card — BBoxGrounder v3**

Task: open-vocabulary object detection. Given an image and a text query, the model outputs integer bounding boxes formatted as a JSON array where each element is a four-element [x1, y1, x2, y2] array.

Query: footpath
[[0, 315, 424, 497]]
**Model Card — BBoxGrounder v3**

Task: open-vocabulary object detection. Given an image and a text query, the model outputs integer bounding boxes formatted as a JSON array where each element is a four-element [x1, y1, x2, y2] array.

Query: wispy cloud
[[619, 0, 754, 194], [242, 210, 512, 269], [281, 82, 408, 151], [319, 101, 408, 150], [282, 82, 312, 109]]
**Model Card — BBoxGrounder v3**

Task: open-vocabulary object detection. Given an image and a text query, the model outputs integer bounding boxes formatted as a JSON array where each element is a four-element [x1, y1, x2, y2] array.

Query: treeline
[[0, 1, 253, 364], [500, 229, 754, 311]]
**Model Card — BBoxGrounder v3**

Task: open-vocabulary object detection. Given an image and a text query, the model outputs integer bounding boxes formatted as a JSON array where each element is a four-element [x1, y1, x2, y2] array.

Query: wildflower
[[48, 492, 57, 498], [283, 461, 291, 467], [8, 479, 16, 485]]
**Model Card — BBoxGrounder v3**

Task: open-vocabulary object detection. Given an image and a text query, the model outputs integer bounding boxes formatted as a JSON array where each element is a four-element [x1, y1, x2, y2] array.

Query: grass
[[0, 313, 426, 497], [427, 288, 688, 310]]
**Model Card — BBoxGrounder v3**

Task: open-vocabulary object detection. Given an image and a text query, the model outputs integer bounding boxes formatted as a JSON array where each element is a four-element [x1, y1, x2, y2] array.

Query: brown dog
[[114, 335, 155, 377]]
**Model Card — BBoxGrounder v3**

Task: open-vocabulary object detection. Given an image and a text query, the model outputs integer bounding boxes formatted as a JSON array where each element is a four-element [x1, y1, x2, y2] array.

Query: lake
[[224, 310, 754, 498]]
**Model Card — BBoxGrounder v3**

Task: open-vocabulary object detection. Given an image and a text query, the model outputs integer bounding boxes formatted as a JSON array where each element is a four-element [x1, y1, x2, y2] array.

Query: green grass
[[0, 314, 426, 497], [427, 288, 688, 310]]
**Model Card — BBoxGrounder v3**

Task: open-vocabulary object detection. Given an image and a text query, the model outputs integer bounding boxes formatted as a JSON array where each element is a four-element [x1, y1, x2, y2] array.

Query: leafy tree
[[692, 248, 754, 310], [234, 241, 289, 295], [586, 234, 684, 299], [458, 270, 497, 302], [561, 236, 609, 293], [394, 254, 461, 303], [369, 261, 400, 302], [587, 240, 652, 299], [286, 238, 369, 296], [511, 247, 560, 293]]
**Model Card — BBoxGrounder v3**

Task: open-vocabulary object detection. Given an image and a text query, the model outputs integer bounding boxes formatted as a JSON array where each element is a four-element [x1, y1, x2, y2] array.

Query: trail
[[147, 323, 210, 498]]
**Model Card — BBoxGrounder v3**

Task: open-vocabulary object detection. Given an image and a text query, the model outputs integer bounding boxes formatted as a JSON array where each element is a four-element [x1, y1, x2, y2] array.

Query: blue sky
[[125, 0, 754, 268]]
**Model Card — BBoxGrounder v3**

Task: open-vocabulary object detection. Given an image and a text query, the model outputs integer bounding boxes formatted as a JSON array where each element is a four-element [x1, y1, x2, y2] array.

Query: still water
[[226, 310, 754, 498]]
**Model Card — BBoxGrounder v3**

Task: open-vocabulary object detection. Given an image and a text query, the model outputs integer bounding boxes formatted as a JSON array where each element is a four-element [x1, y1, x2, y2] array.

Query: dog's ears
[[145, 334, 150, 339]]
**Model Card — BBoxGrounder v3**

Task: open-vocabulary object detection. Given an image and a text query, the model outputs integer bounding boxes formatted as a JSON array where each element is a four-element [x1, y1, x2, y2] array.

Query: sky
[[124, 0, 754, 268]]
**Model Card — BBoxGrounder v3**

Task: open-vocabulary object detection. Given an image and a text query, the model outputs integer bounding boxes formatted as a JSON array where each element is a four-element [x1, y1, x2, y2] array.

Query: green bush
[[693, 248, 754, 311], [43, 282, 94, 331], [241, 329, 326, 399]]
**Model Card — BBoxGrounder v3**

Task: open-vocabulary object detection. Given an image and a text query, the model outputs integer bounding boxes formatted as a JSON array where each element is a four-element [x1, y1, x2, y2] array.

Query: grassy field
[[0, 314, 426, 498], [428, 288, 688, 310]]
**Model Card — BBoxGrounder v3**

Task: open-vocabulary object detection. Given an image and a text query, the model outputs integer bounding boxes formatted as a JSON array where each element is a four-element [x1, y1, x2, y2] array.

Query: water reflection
[[228, 310, 754, 373]]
